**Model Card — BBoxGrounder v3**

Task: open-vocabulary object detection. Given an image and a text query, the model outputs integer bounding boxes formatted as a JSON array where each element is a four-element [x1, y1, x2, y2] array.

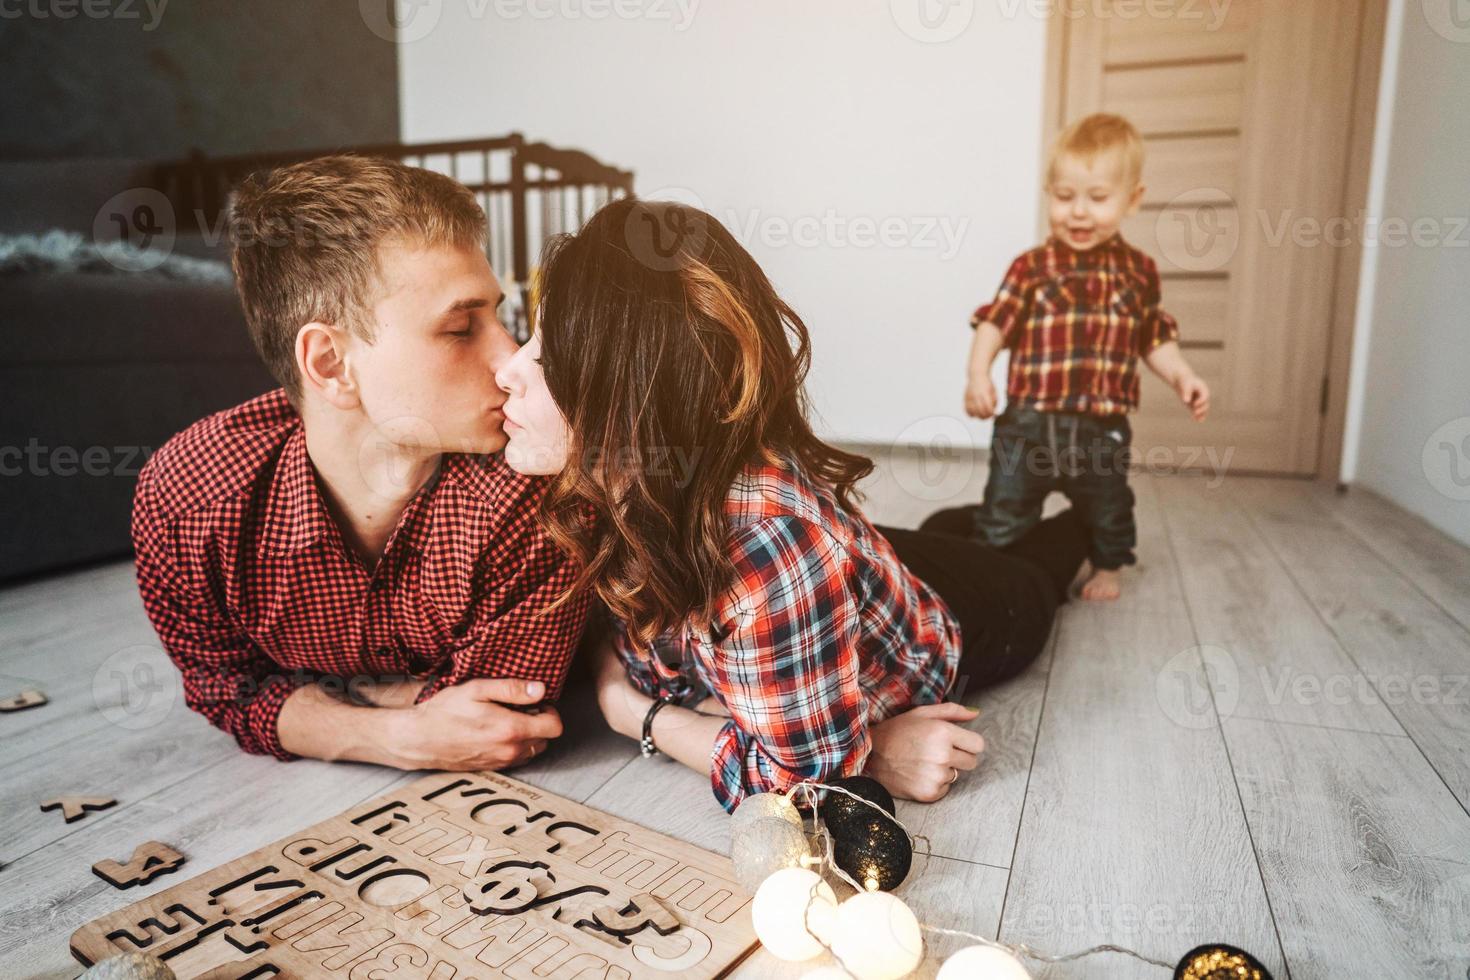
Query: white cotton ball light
[[731, 815, 813, 892], [732, 791, 804, 836], [829, 891, 924, 980], [935, 944, 1033, 979], [752, 867, 838, 962]]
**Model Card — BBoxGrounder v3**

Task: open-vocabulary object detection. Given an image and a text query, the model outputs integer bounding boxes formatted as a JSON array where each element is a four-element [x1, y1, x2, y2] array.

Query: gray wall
[[1352, 4, 1470, 546], [0, 0, 399, 161]]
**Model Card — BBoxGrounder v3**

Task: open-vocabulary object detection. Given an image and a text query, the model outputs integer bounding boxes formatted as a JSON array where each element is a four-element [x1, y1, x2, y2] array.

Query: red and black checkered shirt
[[612, 457, 962, 813], [972, 234, 1179, 415], [131, 389, 589, 760]]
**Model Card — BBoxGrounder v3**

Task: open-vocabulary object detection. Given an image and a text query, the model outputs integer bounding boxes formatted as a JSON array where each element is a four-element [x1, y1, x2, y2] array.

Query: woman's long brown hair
[[536, 198, 873, 650]]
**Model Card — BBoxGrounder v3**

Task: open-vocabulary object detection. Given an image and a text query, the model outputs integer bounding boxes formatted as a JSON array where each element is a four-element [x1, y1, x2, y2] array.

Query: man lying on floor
[[132, 157, 1074, 811]]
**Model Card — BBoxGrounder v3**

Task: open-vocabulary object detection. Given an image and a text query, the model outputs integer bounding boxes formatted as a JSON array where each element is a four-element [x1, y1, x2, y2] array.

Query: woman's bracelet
[[639, 691, 682, 757]]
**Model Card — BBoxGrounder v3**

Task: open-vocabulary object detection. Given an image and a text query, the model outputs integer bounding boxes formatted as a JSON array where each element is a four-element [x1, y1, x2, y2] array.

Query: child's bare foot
[[1080, 568, 1122, 601]]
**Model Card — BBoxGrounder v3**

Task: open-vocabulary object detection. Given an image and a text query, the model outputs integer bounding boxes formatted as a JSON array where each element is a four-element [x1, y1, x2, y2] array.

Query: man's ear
[[296, 321, 361, 410]]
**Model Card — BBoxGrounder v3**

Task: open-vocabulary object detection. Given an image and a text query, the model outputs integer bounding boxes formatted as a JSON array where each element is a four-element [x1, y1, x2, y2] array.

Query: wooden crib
[[152, 133, 635, 341]]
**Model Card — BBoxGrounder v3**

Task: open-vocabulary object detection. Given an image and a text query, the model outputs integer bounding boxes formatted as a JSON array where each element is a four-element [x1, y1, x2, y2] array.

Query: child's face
[[1047, 151, 1145, 251]]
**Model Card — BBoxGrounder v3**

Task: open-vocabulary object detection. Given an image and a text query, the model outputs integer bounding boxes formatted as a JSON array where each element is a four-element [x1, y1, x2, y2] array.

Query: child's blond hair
[[1047, 113, 1145, 188]]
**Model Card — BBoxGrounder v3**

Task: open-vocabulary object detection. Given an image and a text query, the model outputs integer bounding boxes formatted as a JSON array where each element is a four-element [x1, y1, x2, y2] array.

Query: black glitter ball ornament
[[829, 809, 913, 891], [1173, 944, 1275, 980], [817, 776, 896, 838]]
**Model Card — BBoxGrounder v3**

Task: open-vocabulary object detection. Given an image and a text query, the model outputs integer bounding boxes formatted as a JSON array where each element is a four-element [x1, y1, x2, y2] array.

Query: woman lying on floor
[[493, 199, 1087, 813]]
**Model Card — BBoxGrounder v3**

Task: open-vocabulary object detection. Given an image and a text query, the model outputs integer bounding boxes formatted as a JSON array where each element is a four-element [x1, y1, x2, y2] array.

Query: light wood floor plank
[[998, 605, 1284, 978], [1226, 480, 1470, 812], [7, 470, 1470, 978], [1223, 715, 1470, 978], [895, 636, 1052, 871], [0, 754, 407, 977], [1155, 475, 1403, 734], [1324, 486, 1470, 632]]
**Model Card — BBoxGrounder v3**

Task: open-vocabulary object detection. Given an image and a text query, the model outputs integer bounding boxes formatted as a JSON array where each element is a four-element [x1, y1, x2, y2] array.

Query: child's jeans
[[974, 404, 1136, 570]]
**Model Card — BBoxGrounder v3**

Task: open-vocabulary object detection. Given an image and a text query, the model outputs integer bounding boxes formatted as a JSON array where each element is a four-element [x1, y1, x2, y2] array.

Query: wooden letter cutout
[[0, 688, 47, 712], [93, 842, 187, 889], [40, 796, 118, 824]]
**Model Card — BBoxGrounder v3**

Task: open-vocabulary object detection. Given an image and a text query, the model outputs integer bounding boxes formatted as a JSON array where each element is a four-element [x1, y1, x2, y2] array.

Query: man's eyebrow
[[443, 297, 492, 314]]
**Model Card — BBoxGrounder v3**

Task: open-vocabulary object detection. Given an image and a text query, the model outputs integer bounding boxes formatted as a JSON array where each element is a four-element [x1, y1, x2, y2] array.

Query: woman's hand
[[864, 702, 985, 803]]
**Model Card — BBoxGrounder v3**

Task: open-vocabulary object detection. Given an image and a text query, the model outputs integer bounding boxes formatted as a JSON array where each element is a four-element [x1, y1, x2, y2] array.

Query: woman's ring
[[948, 767, 959, 785]]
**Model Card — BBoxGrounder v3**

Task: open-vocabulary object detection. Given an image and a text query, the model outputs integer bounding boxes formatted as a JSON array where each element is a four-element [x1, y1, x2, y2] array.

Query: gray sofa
[[1, 160, 273, 580]]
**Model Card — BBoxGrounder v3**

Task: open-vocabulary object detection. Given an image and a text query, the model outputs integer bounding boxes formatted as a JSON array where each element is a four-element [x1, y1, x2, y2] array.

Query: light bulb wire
[[779, 779, 1175, 975]]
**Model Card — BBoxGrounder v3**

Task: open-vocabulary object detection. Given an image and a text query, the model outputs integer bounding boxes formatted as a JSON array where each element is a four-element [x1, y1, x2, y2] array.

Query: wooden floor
[[2, 456, 1468, 979]]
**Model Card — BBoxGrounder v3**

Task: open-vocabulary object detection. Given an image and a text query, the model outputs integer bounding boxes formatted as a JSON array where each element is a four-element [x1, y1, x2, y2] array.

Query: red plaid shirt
[[612, 458, 962, 813], [972, 234, 1179, 415], [131, 390, 589, 760]]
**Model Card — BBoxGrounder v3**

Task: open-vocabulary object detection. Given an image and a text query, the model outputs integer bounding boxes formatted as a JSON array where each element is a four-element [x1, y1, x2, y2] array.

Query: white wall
[[1344, 1, 1470, 546], [398, 0, 1049, 449]]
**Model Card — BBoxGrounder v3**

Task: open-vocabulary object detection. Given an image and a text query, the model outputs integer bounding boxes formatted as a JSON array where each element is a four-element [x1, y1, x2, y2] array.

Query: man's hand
[[864, 702, 985, 803], [965, 373, 998, 420], [385, 678, 562, 770], [1175, 373, 1210, 421]]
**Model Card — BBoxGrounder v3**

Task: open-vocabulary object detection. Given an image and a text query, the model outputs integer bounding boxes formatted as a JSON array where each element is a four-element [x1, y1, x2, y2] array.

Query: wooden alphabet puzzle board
[[71, 771, 758, 979]]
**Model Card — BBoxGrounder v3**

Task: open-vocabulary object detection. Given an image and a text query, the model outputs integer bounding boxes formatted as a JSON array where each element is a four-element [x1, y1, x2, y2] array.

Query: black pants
[[975, 405, 1137, 569], [875, 509, 1088, 697]]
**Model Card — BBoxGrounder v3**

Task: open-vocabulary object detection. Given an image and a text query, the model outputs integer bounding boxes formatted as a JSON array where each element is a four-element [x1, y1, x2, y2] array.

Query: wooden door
[[1048, 0, 1380, 475]]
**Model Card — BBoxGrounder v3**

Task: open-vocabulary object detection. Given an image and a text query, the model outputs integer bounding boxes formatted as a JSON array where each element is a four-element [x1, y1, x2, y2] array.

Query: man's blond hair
[[229, 155, 487, 399], [1047, 113, 1145, 188]]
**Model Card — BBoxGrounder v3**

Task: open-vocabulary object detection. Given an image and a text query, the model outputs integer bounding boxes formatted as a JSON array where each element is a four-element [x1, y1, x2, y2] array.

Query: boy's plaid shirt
[[613, 458, 962, 813], [972, 234, 1179, 415]]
